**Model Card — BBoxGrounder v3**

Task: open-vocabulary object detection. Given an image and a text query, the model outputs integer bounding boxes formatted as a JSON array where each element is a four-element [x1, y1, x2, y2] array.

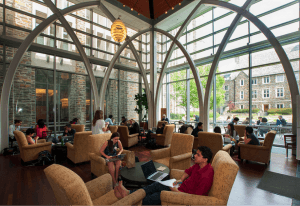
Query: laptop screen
[[141, 160, 157, 178]]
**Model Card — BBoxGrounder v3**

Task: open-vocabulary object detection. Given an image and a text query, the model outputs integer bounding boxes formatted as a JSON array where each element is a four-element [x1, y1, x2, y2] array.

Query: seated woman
[[92, 110, 111, 134], [223, 123, 236, 143], [26, 128, 39, 145], [100, 132, 123, 188], [36, 119, 48, 139]]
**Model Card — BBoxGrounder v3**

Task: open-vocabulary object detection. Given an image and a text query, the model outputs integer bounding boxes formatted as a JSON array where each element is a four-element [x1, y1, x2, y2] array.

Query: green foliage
[[170, 65, 225, 110], [231, 109, 260, 113], [170, 113, 185, 120], [267, 108, 292, 115], [134, 89, 148, 115], [209, 111, 220, 119]]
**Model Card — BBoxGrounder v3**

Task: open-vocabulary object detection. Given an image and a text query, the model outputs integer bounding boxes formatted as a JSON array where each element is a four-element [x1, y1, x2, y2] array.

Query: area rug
[[257, 171, 300, 200]]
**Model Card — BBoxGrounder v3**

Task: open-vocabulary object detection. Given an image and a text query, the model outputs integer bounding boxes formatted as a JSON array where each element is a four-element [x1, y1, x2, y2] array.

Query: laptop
[[61, 136, 73, 143], [141, 160, 168, 181]]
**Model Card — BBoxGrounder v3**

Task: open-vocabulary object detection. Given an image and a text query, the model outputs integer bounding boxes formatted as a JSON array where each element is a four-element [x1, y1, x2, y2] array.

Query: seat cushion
[[154, 157, 170, 167], [92, 190, 119, 205]]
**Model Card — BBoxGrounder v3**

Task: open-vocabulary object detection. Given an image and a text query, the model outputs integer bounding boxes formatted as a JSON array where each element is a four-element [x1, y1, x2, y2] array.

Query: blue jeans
[[130, 182, 171, 205]]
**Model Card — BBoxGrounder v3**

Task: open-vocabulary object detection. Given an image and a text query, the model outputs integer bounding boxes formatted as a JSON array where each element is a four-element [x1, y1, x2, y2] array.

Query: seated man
[[192, 122, 203, 137], [276, 115, 287, 126], [62, 124, 76, 139], [114, 146, 214, 205], [120, 116, 127, 126], [161, 114, 169, 123], [230, 117, 239, 125], [9, 119, 22, 147], [193, 114, 199, 127], [242, 117, 250, 125], [105, 115, 114, 126], [257, 116, 262, 125], [128, 119, 139, 135], [238, 126, 260, 159], [259, 117, 269, 137]]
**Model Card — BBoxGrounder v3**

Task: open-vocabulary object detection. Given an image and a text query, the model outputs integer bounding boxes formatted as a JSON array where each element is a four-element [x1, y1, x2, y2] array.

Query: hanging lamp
[[111, 16, 127, 43]]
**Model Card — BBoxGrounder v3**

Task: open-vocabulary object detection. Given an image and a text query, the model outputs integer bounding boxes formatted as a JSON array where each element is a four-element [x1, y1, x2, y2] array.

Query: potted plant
[[134, 89, 148, 121]]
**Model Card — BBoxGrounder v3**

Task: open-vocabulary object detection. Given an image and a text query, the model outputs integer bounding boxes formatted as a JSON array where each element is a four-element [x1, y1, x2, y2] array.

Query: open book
[[105, 154, 126, 162], [158, 178, 181, 188]]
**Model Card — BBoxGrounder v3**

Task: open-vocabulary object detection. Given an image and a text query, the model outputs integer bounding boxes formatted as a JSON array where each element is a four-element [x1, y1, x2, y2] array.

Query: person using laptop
[[62, 124, 76, 138], [114, 146, 214, 205], [99, 132, 123, 188]]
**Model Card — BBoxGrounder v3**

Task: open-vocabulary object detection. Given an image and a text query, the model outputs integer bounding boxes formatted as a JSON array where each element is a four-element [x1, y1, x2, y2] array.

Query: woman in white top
[[92, 110, 111, 134]]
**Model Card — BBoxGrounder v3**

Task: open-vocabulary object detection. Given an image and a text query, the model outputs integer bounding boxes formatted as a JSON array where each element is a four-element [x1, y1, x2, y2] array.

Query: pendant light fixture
[[111, 16, 127, 43]]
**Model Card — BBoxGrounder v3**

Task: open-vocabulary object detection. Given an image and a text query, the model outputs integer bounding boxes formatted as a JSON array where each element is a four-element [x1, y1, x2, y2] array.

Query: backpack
[[37, 150, 53, 165]]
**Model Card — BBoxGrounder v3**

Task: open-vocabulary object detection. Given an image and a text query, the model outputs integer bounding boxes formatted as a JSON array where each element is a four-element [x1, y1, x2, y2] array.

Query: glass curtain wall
[[1, 0, 145, 137], [162, 0, 299, 144]]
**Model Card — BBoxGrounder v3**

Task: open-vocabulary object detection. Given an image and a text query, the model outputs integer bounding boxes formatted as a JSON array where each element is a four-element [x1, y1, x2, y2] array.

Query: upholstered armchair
[[65, 131, 92, 164], [160, 151, 239, 205], [44, 164, 145, 205], [157, 121, 168, 128], [151, 124, 175, 147], [71, 124, 85, 132], [117, 126, 139, 148], [234, 125, 246, 141], [89, 134, 132, 177], [198, 132, 232, 162], [109, 125, 118, 133], [150, 133, 193, 170], [14, 131, 52, 163], [240, 130, 276, 165]]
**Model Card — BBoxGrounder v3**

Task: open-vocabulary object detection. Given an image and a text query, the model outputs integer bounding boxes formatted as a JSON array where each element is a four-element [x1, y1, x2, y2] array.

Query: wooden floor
[[0, 146, 298, 205]]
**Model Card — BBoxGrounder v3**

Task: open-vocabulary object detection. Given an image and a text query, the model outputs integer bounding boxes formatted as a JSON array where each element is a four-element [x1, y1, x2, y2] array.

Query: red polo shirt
[[178, 163, 214, 196]]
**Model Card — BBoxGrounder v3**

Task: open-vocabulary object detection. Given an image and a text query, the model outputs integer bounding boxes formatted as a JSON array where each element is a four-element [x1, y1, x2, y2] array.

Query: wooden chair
[[284, 133, 296, 157]]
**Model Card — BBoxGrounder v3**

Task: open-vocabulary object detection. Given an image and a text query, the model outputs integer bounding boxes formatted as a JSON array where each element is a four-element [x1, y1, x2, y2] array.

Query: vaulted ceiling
[[117, 0, 184, 19]]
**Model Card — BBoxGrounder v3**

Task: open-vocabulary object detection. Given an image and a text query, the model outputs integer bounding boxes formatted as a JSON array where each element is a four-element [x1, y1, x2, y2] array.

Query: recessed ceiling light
[[165, 11, 167, 14], [172, 7, 174, 10], [131, 8, 133, 11], [179, 3, 181, 5], [123, 4, 125, 7]]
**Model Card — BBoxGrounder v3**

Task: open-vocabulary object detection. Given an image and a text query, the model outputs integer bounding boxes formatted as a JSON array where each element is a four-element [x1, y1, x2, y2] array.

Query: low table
[[120, 161, 170, 188], [51, 144, 67, 163]]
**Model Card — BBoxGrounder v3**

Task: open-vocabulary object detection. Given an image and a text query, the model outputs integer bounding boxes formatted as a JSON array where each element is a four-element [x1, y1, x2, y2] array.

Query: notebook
[[141, 160, 168, 181]]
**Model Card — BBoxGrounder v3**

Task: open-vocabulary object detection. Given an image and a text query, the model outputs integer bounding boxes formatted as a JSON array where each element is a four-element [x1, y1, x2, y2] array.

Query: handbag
[[126, 151, 136, 169]]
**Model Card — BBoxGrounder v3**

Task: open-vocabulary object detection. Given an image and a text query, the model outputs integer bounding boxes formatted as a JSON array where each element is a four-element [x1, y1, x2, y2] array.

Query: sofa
[[71, 124, 85, 132], [44, 164, 145, 205], [65, 131, 92, 164], [14, 130, 52, 163], [89, 134, 132, 177], [151, 133, 193, 170], [151, 124, 175, 147], [117, 126, 139, 148], [160, 150, 239, 205], [198, 132, 232, 162], [240, 130, 276, 165]]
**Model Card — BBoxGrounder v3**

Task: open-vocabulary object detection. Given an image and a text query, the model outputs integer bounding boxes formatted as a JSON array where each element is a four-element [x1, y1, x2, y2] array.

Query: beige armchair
[[14, 131, 52, 163], [109, 125, 118, 133], [161, 150, 239, 205], [240, 130, 276, 165], [151, 124, 175, 147], [117, 126, 139, 148], [198, 132, 232, 163], [65, 131, 92, 164], [151, 133, 193, 170], [44, 164, 145, 205], [234, 125, 246, 141], [71, 124, 85, 132], [157, 121, 168, 128], [89, 134, 132, 177]]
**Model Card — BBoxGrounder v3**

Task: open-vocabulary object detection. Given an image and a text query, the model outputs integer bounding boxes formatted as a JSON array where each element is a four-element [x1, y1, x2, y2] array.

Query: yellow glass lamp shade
[[111, 18, 127, 43]]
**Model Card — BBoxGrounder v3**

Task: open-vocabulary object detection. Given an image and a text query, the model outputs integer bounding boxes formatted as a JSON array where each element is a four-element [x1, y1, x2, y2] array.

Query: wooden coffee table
[[120, 161, 170, 188]]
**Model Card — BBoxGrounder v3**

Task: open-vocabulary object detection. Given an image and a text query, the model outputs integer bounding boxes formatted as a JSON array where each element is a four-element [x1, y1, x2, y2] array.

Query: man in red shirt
[[114, 146, 214, 205]]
